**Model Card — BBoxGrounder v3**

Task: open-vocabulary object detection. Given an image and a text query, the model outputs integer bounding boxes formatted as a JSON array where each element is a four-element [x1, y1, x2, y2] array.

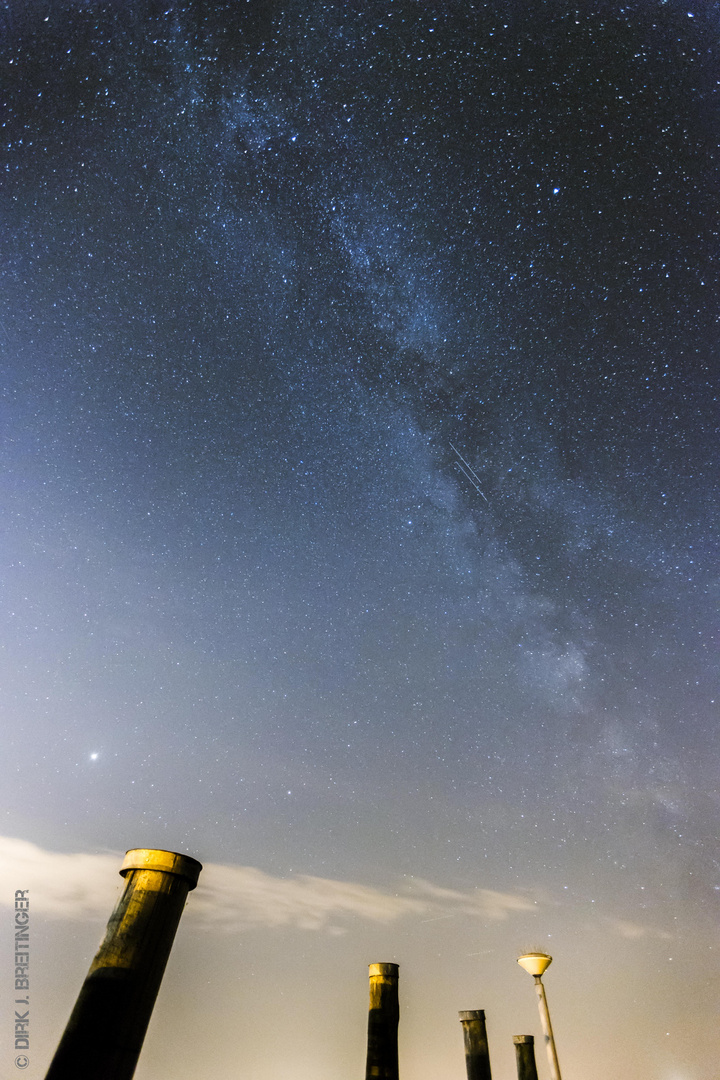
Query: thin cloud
[[0, 836, 538, 933], [191, 865, 427, 931], [0, 836, 121, 919], [605, 917, 672, 941], [407, 879, 537, 921]]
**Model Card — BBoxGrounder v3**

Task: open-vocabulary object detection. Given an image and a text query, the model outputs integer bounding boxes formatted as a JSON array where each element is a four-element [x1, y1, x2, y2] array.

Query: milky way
[[2, 3, 719, 1079]]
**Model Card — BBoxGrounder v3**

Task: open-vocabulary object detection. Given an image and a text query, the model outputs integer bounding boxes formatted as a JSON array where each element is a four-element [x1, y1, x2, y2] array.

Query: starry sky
[[1, 1, 720, 1078]]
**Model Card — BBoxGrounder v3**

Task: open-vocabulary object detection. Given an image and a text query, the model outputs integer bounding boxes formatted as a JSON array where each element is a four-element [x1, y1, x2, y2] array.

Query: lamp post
[[516, 953, 562, 1080]]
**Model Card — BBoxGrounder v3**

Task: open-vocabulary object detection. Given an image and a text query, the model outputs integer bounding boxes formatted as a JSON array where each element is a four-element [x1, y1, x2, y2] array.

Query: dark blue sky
[[2, 3, 720, 1077]]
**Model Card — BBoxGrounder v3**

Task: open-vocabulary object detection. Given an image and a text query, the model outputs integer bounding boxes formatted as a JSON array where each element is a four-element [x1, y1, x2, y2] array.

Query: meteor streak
[[450, 443, 489, 503]]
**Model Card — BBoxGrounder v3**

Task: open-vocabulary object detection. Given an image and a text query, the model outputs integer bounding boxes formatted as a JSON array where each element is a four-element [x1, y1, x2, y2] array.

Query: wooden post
[[365, 963, 400, 1080], [45, 849, 201, 1080], [458, 1010, 492, 1080], [513, 1036, 539, 1080]]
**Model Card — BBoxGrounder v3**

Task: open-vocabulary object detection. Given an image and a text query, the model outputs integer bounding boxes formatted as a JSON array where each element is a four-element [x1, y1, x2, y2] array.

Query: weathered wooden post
[[365, 962, 400, 1080], [458, 1010, 492, 1080], [513, 1035, 539, 1080], [45, 848, 202, 1080]]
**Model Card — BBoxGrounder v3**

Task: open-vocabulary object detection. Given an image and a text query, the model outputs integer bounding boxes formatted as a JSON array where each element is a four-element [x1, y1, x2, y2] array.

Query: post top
[[458, 1010, 486, 1022], [513, 1035, 534, 1045], [369, 963, 399, 978], [120, 849, 202, 889]]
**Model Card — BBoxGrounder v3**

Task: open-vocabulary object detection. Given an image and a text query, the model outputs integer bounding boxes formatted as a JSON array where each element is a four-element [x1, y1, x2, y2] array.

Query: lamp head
[[517, 952, 552, 977]]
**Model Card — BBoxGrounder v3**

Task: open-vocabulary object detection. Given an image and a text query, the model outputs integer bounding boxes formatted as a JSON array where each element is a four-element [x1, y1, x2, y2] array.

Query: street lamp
[[517, 953, 562, 1080]]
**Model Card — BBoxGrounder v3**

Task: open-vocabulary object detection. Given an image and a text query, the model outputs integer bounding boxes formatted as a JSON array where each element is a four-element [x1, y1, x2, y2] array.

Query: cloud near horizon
[[0, 836, 536, 932], [604, 916, 673, 941]]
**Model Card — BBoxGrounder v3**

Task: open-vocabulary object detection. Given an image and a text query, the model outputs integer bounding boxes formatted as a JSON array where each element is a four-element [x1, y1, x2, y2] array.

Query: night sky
[[2, 2, 720, 1078]]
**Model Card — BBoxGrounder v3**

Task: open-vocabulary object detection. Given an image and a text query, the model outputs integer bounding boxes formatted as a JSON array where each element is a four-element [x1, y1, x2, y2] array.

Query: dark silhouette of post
[[365, 963, 399, 1080], [458, 1010, 492, 1080], [513, 1036, 538, 1080], [45, 848, 202, 1080]]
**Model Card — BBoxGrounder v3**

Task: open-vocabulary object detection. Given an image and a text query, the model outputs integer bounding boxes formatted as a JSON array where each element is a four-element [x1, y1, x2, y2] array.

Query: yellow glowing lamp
[[517, 952, 552, 977]]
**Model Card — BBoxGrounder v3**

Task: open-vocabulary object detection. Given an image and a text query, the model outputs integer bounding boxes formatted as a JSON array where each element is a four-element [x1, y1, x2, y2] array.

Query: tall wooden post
[[458, 1010, 492, 1080], [45, 848, 201, 1080], [513, 1035, 539, 1080], [365, 963, 400, 1080]]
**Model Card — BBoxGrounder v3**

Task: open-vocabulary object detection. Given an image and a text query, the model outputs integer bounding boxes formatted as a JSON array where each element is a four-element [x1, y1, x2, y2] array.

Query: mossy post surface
[[45, 849, 201, 1080], [365, 963, 400, 1080]]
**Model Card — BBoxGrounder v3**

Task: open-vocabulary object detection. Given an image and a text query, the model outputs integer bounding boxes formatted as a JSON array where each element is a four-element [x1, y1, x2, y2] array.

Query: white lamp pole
[[517, 953, 562, 1080]]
